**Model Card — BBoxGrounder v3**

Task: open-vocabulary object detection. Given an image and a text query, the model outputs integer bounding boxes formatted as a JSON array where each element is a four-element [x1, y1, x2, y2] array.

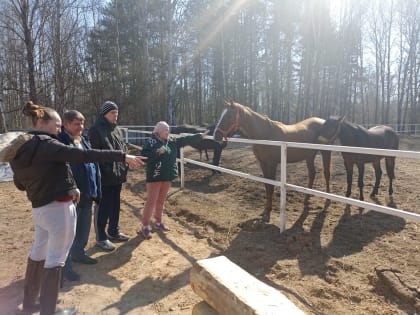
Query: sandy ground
[[0, 136, 419, 315]]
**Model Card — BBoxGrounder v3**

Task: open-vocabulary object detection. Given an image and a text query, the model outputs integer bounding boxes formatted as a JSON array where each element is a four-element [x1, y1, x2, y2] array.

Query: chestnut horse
[[317, 116, 399, 201], [213, 101, 331, 223]]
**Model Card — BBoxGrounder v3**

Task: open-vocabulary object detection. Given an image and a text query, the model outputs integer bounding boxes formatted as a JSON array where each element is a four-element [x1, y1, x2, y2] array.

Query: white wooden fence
[[123, 128, 420, 233]]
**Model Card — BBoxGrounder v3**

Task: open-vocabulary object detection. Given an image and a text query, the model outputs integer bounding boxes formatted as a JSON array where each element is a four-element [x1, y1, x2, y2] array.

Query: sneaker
[[55, 306, 78, 315], [72, 255, 98, 265], [154, 222, 170, 232], [96, 239, 116, 251], [108, 232, 129, 242], [141, 226, 152, 239]]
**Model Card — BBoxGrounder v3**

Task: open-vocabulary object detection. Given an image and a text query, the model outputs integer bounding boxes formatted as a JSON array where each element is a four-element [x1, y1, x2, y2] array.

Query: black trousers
[[95, 184, 122, 241]]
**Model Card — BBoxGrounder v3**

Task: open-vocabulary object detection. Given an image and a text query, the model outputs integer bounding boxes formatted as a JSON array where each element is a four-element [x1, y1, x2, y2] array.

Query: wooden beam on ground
[[190, 255, 305, 315]]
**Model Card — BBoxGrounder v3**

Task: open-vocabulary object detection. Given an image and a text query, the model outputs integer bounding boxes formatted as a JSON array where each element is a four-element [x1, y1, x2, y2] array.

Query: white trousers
[[29, 201, 76, 268]]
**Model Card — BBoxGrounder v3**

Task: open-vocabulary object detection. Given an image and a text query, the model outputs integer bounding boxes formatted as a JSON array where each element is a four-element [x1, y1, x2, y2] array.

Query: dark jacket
[[9, 131, 126, 208], [141, 133, 201, 182], [88, 115, 128, 186], [57, 128, 102, 204]]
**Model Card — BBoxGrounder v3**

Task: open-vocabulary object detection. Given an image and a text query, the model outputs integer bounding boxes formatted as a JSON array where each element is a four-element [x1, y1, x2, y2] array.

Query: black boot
[[40, 267, 77, 315], [22, 257, 44, 313]]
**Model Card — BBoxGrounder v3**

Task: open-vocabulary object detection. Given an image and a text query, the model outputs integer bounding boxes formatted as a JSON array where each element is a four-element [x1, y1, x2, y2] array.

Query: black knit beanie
[[101, 101, 118, 116]]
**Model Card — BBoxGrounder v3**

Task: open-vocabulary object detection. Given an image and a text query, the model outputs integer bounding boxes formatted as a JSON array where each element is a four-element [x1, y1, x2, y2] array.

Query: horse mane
[[230, 102, 283, 136], [342, 118, 369, 132], [232, 101, 278, 125]]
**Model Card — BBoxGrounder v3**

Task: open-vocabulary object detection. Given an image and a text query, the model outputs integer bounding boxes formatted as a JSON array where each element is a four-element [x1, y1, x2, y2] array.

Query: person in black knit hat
[[89, 101, 131, 251]]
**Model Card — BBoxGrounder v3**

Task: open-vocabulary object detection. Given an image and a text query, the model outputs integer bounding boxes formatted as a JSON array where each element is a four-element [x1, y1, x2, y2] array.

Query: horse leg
[[302, 156, 317, 205], [370, 160, 382, 198], [205, 149, 209, 161], [262, 183, 275, 223], [321, 150, 331, 193], [344, 159, 354, 197], [385, 157, 395, 196], [212, 145, 222, 166], [306, 156, 316, 185], [211, 144, 222, 174], [356, 162, 365, 201], [259, 160, 278, 223]]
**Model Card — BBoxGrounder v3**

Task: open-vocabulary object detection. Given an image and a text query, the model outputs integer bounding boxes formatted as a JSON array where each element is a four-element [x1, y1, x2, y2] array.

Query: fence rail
[[125, 128, 420, 232]]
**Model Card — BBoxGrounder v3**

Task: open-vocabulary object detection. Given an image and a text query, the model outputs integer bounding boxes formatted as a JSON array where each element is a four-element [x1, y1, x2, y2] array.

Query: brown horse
[[213, 101, 331, 223], [317, 116, 399, 201]]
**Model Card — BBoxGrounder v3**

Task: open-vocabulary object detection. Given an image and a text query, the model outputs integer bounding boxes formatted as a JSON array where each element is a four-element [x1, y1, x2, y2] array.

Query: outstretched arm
[[125, 154, 147, 167]]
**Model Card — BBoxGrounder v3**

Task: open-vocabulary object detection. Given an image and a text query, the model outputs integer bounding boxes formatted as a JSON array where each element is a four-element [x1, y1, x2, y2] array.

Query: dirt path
[[1, 136, 419, 314]]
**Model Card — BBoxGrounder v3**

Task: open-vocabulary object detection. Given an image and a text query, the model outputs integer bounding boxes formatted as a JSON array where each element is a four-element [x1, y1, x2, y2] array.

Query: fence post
[[121, 127, 129, 143], [279, 143, 287, 233], [180, 147, 185, 189]]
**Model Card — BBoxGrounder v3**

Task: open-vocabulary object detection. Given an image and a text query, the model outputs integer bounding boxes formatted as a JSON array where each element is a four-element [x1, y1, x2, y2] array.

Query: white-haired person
[[140, 121, 207, 239]]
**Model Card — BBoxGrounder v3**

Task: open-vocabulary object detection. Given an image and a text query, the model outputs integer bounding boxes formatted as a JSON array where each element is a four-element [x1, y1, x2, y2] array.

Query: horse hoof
[[260, 214, 270, 223]]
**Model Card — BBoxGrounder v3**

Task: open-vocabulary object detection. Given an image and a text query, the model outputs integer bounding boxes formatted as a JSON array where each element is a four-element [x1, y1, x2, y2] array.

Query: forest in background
[[0, 0, 419, 131]]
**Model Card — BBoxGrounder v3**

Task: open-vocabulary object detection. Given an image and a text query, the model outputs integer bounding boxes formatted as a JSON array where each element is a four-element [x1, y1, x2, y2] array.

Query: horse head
[[213, 101, 241, 142], [317, 116, 345, 144]]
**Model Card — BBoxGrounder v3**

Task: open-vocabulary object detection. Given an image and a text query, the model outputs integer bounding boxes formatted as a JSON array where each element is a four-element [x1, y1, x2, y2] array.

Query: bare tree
[[0, 0, 51, 103]]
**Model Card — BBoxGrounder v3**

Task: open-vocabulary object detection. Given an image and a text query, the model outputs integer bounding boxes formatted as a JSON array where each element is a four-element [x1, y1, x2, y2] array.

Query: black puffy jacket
[[88, 115, 128, 186], [9, 131, 125, 208]]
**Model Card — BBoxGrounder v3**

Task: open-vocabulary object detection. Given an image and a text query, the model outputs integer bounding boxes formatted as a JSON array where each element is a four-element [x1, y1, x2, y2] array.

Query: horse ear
[[224, 99, 234, 107]]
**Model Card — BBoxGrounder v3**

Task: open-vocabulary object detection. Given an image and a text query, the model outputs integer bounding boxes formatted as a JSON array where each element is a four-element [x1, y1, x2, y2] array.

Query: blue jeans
[[95, 184, 122, 241], [70, 199, 93, 259]]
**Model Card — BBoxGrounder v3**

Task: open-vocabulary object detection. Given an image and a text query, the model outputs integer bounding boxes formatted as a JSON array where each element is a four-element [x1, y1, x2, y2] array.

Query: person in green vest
[[140, 121, 208, 239]]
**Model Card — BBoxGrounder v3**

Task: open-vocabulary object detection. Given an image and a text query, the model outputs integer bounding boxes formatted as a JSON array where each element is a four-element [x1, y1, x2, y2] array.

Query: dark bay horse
[[317, 117, 399, 201], [172, 125, 227, 167], [213, 101, 331, 223]]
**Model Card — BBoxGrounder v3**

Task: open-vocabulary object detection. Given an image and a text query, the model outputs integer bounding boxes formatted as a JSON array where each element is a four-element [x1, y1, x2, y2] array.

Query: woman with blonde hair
[[6, 101, 146, 315]]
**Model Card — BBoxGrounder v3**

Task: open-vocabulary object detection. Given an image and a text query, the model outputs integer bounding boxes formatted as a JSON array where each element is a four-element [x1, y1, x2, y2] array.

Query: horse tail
[[393, 132, 400, 150], [385, 157, 395, 180], [386, 131, 399, 180]]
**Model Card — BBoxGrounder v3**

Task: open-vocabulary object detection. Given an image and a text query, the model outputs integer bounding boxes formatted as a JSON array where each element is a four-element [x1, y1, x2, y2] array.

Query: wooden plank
[[190, 256, 305, 315]]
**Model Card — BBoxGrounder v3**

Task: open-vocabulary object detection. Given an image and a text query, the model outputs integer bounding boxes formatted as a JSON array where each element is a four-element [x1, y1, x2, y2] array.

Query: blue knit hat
[[101, 101, 118, 116]]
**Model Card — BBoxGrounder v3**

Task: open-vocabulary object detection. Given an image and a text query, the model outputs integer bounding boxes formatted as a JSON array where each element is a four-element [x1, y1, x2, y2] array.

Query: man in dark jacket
[[89, 101, 129, 251], [58, 110, 101, 281]]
